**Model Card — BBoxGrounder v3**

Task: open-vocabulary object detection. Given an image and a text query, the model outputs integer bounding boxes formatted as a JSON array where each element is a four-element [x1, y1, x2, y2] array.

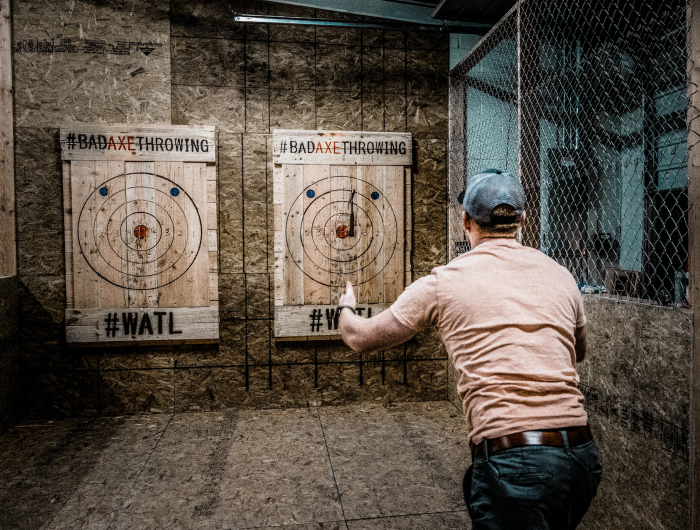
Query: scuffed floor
[[0, 402, 472, 529]]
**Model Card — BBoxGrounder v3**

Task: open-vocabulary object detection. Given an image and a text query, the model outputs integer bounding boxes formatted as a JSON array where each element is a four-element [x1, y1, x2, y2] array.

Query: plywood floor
[[0, 402, 472, 530]]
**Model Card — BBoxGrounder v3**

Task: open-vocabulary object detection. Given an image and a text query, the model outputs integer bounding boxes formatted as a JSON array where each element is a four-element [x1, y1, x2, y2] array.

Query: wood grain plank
[[72, 161, 100, 308], [405, 166, 412, 252], [65, 305, 219, 325], [302, 165, 331, 304], [0, 0, 14, 276], [207, 180, 216, 203], [96, 161, 127, 308], [283, 164, 304, 305], [65, 305, 219, 345], [275, 303, 391, 340], [92, 164, 126, 308], [357, 165, 384, 304], [273, 164, 284, 305], [155, 161, 183, 307], [62, 162, 73, 308], [183, 162, 209, 307], [404, 166, 412, 287], [125, 162, 158, 307], [208, 229, 217, 252], [273, 130, 412, 166], [207, 203, 217, 232], [60, 125, 216, 162], [209, 272, 219, 302], [383, 166, 404, 302], [329, 166, 355, 302]]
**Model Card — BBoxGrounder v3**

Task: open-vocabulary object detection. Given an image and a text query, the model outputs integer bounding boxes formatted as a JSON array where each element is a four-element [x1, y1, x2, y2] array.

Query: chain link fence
[[450, 0, 691, 307]]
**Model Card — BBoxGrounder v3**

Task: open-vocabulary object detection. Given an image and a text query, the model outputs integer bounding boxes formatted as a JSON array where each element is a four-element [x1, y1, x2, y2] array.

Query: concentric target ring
[[320, 212, 367, 251], [101, 195, 180, 265], [96, 186, 188, 275], [311, 200, 376, 262], [119, 212, 164, 253], [284, 176, 398, 287], [78, 172, 202, 290]]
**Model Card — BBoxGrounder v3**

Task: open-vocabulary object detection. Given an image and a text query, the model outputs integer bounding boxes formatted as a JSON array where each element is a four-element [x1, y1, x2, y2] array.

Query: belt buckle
[[522, 431, 546, 446]]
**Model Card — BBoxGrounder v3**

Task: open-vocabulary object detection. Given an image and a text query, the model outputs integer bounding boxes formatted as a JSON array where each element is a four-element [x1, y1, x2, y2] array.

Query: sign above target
[[61, 125, 218, 347], [273, 130, 412, 340]]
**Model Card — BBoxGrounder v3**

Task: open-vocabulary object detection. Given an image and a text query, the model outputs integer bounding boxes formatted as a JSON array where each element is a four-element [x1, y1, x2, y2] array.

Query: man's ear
[[462, 211, 469, 232]]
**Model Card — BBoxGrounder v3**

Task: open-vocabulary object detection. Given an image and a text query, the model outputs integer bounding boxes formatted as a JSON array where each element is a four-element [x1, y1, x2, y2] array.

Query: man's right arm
[[574, 325, 587, 363]]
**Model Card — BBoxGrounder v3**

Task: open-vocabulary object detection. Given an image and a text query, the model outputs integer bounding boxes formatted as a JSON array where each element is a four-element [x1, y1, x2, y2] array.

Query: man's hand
[[338, 281, 357, 312], [338, 282, 417, 353]]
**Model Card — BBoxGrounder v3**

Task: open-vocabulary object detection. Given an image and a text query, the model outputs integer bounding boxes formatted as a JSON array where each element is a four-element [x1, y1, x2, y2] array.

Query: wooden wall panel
[[0, 0, 14, 276]]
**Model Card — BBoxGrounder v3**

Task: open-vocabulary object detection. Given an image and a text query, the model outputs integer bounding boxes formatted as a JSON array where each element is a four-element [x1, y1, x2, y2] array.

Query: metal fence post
[[518, 0, 541, 250], [687, 1, 700, 526]]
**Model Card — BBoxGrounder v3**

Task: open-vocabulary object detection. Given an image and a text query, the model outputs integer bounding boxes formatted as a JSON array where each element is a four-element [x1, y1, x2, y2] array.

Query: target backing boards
[[273, 130, 412, 340], [60, 125, 219, 346]]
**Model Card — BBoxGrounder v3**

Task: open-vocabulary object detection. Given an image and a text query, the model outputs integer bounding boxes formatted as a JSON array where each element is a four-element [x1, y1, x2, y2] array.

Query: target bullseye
[[134, 225, 149, 240], [336, 225, 350, 239]]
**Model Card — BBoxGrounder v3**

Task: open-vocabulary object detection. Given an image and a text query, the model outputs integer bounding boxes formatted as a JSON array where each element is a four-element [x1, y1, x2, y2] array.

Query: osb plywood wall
[[578, 297, 691, 530], [13, 0, 450, 417], [0, 277, 20, 435]]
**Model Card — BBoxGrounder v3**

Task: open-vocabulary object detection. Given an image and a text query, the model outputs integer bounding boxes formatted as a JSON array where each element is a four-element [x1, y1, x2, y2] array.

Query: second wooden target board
[[273, 130, 412, 340]]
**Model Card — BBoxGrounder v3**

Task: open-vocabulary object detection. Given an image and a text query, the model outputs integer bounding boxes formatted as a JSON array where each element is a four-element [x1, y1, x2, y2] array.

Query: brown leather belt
[[470, 425, 593, 459]]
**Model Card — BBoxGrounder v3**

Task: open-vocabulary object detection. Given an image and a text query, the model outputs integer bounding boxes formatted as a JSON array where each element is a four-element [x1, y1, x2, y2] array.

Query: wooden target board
[[61, 125, 218, 346], [273, 130, 412, 340]]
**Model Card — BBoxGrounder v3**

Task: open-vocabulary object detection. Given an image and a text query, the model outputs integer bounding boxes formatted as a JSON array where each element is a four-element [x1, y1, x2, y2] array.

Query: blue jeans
[[463, 437, 602, 530]]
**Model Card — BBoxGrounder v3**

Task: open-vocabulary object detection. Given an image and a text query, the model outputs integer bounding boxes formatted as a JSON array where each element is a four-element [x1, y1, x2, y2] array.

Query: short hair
[[474, 204, 522, 238]]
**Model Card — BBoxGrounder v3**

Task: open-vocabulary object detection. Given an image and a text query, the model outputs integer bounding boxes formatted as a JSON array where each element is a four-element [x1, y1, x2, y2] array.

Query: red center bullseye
[[134, 225, 149, 240], [336, 225, 349, 239]]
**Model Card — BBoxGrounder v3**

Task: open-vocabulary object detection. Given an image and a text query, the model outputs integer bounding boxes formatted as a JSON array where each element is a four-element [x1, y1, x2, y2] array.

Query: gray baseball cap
[[459, 168, 525, 223]]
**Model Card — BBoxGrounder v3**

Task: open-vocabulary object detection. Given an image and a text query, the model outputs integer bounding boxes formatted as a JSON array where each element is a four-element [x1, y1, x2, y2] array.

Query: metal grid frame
[[450, 0, 692, 308]]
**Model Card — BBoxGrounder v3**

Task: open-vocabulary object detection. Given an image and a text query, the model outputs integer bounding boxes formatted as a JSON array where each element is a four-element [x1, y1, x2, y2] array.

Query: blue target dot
[[99, 187, 108, 196], [371, 191, 379, 200], [170, 187, 180, 197], [306, 189, 315, 198]]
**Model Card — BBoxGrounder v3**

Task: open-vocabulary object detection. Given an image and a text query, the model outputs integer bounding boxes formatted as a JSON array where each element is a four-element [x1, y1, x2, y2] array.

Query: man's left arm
[[338, 282, 418, 353]]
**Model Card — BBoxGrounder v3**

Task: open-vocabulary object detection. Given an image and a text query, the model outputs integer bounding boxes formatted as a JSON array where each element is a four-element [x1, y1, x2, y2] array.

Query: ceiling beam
[[259, 0, 489, 27], [433, 0, 516, 24]]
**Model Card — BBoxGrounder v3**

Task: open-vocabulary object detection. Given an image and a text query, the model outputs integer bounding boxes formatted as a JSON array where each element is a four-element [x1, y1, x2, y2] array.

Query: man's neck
[[468, 234, 517, 250]]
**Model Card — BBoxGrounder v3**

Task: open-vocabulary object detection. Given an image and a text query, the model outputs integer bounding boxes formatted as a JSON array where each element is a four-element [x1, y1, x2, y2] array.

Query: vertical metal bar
[[687, 0, 700, 527], [448, 70, 467, 261], [518, 0, 542, 250], [641, 38, 662, 302]]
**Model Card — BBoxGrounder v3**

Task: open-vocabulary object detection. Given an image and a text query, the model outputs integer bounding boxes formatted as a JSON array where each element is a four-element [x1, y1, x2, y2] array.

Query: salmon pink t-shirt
[[390, 238, 587, 444]]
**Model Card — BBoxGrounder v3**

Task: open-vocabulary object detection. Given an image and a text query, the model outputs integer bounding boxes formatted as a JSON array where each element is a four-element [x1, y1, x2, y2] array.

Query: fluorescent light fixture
[[234, 14, 492, 32]]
